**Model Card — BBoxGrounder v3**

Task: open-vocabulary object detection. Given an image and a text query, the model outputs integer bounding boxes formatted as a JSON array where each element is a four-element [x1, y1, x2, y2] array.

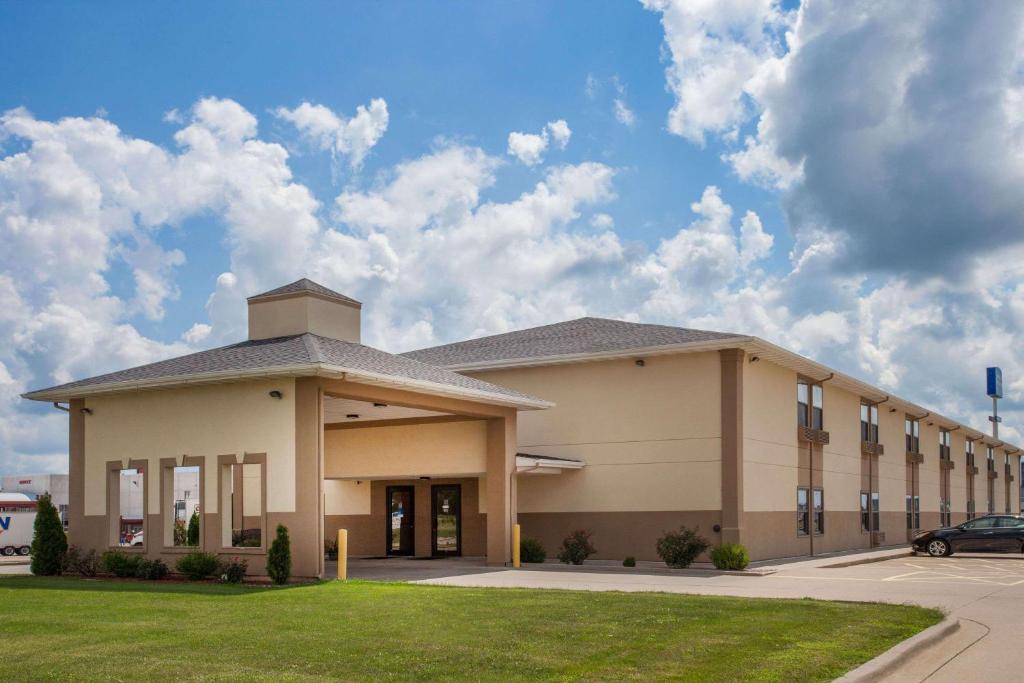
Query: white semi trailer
[[0, 493, 37, 556]]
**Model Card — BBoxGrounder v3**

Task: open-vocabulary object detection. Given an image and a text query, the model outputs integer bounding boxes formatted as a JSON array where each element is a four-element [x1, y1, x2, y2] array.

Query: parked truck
[[0, 493, 37, 556]]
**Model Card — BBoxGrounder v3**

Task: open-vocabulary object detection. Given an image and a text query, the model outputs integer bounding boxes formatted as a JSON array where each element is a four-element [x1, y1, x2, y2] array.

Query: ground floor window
[[813, 488, 824, 535], [797, 487, 809, 536], [940, 499, 951, 527], [221, 460, 265, 549], [109, 465, 145, 548], [163, 463, 201, 548], [905, 495, 920, 530], [860, 492, 879, 532], [967, 498, 975, 520]]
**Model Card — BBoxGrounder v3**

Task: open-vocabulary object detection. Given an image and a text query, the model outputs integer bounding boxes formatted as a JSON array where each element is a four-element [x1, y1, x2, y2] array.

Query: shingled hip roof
[[22, 333, 550, 409], [402, 316, 744, 369]]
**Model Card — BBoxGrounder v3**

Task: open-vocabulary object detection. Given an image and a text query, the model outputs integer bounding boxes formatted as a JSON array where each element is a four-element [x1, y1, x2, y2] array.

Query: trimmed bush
[[135, 558, 170, 580], [557, 529, 596, 566], [187, 511, 201, 547], [324, 539, 338, 561], [520, 537, 546, 564], [656, 526, 709, 569], [710, 543, 750, 571], [102, 550, 143, 578], [62, 546, 100, 577], [623, 556, 636, 567], [175, 551, 221, 580], [267, 524, 291, 585], [29, 494, 67, 576], [173, 520, 187, 546], [220, 557, 248, 584]]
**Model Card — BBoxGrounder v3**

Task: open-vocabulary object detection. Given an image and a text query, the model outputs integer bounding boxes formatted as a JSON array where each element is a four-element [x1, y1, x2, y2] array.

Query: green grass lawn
[[0, 576, 940, 682]]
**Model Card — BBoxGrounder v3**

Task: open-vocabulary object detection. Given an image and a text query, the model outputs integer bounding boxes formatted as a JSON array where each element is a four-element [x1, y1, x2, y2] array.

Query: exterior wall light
[[346, 413, 359, 419], [373, 402, 387, 407], [80, 408, 93, 415], [268, 390, 283, 399], [635, 359, 645, 367]]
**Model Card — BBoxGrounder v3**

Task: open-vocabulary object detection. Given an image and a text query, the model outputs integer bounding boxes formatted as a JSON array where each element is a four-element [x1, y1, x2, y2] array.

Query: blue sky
[[2, 1, 1024, 473]]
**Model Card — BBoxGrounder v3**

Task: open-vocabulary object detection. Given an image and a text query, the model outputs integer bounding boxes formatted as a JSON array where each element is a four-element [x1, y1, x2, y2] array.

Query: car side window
[[971, 518, 997, 529], [1011, 518, 1024, 528]]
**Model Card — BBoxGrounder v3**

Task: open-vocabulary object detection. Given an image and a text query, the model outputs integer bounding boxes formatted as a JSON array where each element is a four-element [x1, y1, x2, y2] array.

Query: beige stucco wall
[[82, 379, 296, 516], [248, 295, 360, 342], [472, 353, 722, 513], [324, 420, 488, 480], [742, 357, 798, 513]]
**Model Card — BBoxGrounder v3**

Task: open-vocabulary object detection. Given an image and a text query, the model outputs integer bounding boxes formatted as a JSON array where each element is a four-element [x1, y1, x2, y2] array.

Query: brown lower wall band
[[517, 511, 724, 562]]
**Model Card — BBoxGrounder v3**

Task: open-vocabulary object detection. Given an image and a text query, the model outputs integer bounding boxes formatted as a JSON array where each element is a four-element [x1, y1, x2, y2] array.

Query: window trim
[[105, 459, 148, 552], [217, 453, 268, 555], [797, 379, 824, 430], [159, 456, 205, 552], [905, 417, 920, 454], [860, 402, 879, 443], [813, 487, 825, 535], [797, 486, 810, 537]]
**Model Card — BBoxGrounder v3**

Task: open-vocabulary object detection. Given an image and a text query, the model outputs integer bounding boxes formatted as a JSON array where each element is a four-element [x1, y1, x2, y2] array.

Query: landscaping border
[[835, 616, 959, 682]]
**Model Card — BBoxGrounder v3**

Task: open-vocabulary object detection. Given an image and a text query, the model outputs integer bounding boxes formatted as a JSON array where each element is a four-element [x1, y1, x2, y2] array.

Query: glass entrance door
[[386, 486, 415, 556], [431, 485, 461, 557]]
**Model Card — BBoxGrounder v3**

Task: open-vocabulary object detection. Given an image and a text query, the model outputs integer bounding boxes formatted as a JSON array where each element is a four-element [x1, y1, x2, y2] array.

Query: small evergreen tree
[[30, 494, 67, 575], [187, 510, 200, 546], [266, 524, 291, 585]]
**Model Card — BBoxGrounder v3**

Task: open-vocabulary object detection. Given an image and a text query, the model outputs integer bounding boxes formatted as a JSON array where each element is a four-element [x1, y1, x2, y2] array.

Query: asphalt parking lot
[[419, 552, 1024, 681]]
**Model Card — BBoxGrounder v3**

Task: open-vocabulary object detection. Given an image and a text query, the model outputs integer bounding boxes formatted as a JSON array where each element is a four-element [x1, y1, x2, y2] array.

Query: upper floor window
[[987, 446, 995, 471], [860, 403, 879, 443], [939, 430, 951, 460], [967, 439, 975, 468], [905, 418, 920, 453], [798, 381, 824, 430]]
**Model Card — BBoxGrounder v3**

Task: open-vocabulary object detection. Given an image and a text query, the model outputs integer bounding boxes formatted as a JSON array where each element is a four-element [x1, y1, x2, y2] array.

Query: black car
[[912, 514, 1024, 557]]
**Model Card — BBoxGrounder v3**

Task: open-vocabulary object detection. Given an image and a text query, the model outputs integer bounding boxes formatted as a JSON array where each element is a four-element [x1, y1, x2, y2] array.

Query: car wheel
[[927, 539, 950, 557], [1, 546, 14, 556], [17, 546, 30, 556]]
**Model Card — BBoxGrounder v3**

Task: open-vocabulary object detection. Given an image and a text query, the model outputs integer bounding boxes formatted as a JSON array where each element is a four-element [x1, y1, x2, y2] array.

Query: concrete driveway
[[415, 552, 1024, 682]]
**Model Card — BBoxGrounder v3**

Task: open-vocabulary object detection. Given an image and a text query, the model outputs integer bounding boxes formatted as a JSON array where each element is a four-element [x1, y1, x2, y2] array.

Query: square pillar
[[485, 414, 516, 566], [719, 349, 744, 545]]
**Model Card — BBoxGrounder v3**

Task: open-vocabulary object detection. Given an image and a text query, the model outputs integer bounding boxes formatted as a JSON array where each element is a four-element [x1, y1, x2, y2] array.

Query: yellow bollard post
[[512, 524, 521, 568], [337, 529, 348, 581]]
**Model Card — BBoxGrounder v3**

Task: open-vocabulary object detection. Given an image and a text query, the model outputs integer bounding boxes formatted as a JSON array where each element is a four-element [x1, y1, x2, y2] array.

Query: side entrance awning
[[516, 452, 584, 475]]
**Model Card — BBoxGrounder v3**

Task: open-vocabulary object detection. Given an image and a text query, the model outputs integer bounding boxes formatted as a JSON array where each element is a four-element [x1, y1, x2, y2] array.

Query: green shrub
[[29, 494, 67, 576], [623, 556, 636, 567], [175, 551, 220, 580], [557, 529, 596, 565], [710, 543, 750, 571], [61, 546, 100, 577], [520, 537, 546, 563], [187, 511, 200, 546], [324, 539, 338, 560], [173, 520, 187, 546], [656, 527, 709, 569], [135, 558, 169, 580], [220, 557, 248, 584], [101, 550, 143, 578], [267, 524, 291, 585]]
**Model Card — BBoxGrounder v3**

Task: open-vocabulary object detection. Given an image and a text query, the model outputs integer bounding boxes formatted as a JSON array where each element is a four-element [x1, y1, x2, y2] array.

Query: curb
[[518, 563, 776, 578], [835, 616, 960, 682], [820, 551, 912, 569]]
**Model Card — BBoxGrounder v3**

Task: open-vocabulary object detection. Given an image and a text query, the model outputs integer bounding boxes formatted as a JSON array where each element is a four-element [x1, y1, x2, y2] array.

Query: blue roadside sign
[[987, 367, 1003, 399]]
